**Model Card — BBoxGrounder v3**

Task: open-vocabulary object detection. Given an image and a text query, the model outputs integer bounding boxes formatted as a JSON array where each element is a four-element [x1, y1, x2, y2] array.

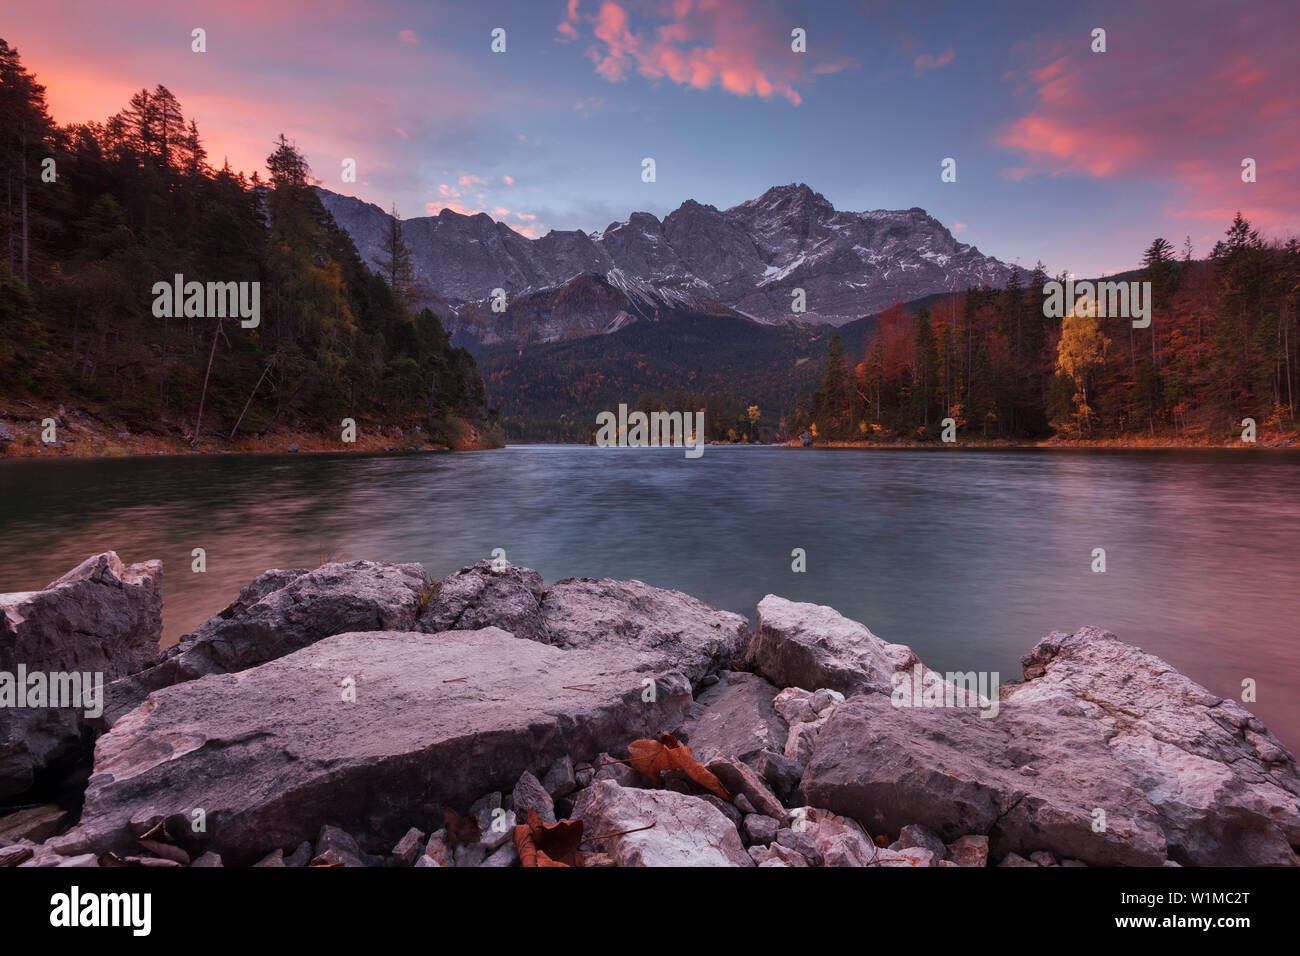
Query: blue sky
[[9, 0, 1297, 277]]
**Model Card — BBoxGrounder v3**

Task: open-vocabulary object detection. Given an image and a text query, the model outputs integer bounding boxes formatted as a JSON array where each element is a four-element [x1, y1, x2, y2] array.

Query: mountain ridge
[[317, 184, 1023, 344]]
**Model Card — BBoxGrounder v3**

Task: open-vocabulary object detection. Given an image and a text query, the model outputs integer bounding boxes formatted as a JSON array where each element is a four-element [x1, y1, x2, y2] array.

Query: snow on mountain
[[317, 183, 1022, 344]]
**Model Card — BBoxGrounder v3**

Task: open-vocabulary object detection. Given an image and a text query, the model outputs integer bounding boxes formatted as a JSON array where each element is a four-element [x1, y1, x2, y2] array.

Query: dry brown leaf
[[626, 732, 732, 801], [514, 808, 584, 867], [627, 736, 674, 783]]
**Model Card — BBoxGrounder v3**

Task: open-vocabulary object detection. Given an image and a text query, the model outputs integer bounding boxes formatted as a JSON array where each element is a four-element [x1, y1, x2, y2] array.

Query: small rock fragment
[[512, 770, 556, 824], [391, 828, 426, 867], [743, 815, 778, 846]]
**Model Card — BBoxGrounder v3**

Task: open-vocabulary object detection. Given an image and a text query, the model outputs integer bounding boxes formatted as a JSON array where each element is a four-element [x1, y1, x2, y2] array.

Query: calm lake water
[[1, 445, 1298, 750]]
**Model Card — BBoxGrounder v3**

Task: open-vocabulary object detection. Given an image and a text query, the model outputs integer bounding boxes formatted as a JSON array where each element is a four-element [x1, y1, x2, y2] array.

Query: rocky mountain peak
[[316, 184, 1023, 344]]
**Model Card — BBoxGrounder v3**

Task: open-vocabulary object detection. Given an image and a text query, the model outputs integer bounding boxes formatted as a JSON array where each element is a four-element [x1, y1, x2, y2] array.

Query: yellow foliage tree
[[1057, 305, 1111, 436]]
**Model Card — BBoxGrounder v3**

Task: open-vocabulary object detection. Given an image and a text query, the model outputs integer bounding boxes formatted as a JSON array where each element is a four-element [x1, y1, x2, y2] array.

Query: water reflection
[[1, 445, 1297, 750]]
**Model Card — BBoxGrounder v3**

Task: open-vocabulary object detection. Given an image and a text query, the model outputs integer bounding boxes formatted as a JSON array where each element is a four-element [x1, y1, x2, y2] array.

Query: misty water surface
[[1, 444, 1297, 749]]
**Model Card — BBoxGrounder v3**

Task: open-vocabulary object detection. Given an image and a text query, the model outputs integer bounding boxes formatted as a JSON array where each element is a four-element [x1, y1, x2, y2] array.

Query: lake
[[1, 445, 1297, 751]]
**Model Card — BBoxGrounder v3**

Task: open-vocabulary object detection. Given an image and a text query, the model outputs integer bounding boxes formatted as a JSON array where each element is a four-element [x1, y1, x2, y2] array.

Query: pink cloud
[[425, 200, 477, 216], [913, 47, 954, 73], [556, 0, 583, 42], [429, 179, 541, 234], [997, 6, 1300, 234], [398, 29, 417, 44], [559, 0, 856, 106]]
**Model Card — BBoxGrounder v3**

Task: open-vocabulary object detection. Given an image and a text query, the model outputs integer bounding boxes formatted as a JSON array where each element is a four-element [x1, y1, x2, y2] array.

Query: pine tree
[[0, 39, 55, 284], [816, 330, 847, 439], [378, 204, 416, 313], [1210, 213, 1270, 418], [911, 306, 938, 429], [182, 119, 207, 178], [150, 85, 186, 168]]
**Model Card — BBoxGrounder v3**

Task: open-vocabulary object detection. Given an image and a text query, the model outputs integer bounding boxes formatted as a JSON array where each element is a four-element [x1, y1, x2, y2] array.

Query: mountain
[[447, 270, 745, 348], [317, 184, 1020, 343]]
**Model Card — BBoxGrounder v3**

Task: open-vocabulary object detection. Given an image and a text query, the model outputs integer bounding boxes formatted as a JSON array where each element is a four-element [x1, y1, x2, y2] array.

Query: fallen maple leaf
[[514, 808, 584, 867], [626, 732, 732, 801]]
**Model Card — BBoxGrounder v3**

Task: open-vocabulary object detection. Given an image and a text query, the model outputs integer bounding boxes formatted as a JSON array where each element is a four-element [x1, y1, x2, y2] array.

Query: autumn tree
[[1056, 305, 1111, 436]]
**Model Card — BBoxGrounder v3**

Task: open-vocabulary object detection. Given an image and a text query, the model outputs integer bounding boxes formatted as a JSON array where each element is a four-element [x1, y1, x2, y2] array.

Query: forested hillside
[[0, 39, 492, 453], [474, 308, 835, 442], [798, 228, 1300, 444]]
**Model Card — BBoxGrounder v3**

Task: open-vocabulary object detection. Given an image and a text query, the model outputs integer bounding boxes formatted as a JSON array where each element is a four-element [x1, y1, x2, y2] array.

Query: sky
[[6, 0, 1298, 277]]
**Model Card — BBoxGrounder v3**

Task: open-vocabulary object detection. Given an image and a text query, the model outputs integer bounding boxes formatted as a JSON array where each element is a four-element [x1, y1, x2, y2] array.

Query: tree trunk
[[229, 357, 275, 441], [20, 139, 29, 285], [193, 317, 222, 445]]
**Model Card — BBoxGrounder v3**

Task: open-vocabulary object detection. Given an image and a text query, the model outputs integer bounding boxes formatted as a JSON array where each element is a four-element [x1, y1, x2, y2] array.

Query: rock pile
[[3, 555, 1297, 867]]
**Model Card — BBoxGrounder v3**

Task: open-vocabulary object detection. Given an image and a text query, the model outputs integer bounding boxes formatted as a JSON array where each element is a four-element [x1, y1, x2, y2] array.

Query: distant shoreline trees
[[801, 222, 1299, 444]]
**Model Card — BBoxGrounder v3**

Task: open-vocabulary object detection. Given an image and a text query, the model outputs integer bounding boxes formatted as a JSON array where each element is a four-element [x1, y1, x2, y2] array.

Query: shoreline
[[0, 403, 502, 460], [4, 408, 1297, 460], [781, 436, 1300, 450]]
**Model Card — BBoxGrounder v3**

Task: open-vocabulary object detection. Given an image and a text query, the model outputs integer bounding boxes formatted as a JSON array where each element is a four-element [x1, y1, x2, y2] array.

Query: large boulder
[[416, 560, 547, 644], [679, 671, 788, 765], [1011, 627, 1300, 867], [572, 781, 752, 866], [418, 567, 748, 689], [0, 552, 162, 797], [801, 692, 1170, 866], [749, 596, 918, 697], [103, 560, 428, 724], [540, 577, 749, 686], [74, 627, 692, 865], [802, 623, 1300, 867]]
